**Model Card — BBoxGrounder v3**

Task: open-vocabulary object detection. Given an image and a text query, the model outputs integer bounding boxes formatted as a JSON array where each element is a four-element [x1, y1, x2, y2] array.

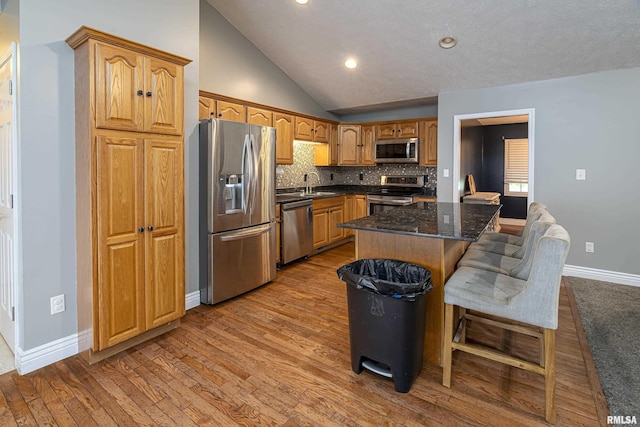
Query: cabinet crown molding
[[66, 26, 192, 66]]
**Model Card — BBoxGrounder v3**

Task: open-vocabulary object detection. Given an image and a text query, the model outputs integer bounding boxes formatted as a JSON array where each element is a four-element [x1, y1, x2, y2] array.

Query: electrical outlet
[[443, 169, 450, 178], [330, 173, 334, 181], [359, 172, 364, 181], [51, 294, 65, 315], [585, 242, 595, 253]]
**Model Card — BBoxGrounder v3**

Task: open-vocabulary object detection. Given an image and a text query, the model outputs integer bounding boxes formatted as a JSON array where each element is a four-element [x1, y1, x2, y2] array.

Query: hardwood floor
[[0, 243, 606, 426]]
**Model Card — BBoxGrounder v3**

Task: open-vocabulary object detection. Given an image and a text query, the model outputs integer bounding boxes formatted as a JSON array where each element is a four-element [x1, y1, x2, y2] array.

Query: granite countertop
[[276, 185, 437, 204], [337, 202, 501, 242]]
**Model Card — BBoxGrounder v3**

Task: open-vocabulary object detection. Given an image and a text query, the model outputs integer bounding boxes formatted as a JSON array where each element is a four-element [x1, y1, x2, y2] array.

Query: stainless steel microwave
[[374, 138, 419, 163]]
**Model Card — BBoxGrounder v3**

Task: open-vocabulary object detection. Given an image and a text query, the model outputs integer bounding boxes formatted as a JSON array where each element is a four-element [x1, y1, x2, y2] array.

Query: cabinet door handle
[[138, 227, 144, 233], [148, 226, 154, 231], [146, 91, 152, 97], [137, 90, 144, 96]]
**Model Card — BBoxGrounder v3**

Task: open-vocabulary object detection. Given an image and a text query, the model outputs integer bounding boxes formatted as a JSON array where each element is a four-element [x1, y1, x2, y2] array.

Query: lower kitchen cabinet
[[312, 196, 345, 249], [344, 194, 367, 237]]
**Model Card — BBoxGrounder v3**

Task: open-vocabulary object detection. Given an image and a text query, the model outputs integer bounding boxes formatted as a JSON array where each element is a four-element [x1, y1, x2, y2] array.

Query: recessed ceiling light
[[294, 0, 309, 4], [345, 58, 358, 69], [439, 36, 457, 49]]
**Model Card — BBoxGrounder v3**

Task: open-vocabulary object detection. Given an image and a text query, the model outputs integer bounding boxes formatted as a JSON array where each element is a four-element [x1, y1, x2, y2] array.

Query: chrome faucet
[[305, 172, 320, 194]]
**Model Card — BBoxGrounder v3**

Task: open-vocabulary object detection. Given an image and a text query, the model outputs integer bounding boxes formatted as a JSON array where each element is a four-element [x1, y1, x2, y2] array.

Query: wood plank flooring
[[0, 243, 606, 426]]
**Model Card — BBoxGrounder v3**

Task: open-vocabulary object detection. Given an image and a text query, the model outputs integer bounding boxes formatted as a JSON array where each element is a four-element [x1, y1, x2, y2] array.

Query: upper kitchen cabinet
[[93, 42, 184, 135], [361, 125, 376, 166], [199, 96, 215, 120], [274, 113, 294, 165], [419, 118, 438, 167], [315, 123, 339, 166], [295, 116, 330, 143], [338, 125, 361, 166], [216, 100, 246, 122], [247, 107, 273, 127], [337, 124, 374, 166], [376, 121, 419, 140]]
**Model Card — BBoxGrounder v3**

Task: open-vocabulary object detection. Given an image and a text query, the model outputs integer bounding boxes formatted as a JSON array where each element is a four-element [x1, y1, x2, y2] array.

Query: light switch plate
[[443, 169, 450, 178], [576, 169, 586, 180]]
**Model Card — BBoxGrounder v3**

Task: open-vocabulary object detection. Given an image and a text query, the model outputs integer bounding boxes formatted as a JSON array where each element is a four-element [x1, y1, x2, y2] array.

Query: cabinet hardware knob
[[218, 113, 222, 117], [137, 90, 143, 96], [146, 91, 152, 97], [138, 227, 144, 233], [148, 226, 154, 231]]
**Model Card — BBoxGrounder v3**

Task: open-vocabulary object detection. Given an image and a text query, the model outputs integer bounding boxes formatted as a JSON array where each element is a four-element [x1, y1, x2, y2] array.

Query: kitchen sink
[[277, 191, 338, 199]]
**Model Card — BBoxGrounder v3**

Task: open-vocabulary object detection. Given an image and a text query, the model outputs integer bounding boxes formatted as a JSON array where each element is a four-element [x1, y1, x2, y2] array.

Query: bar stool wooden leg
[[442, 303, 454, 387], [544, 328, 556, 424]]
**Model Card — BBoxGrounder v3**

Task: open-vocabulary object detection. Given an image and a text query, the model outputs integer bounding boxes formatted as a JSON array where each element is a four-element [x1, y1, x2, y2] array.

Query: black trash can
[[337, 258, 432, 393]]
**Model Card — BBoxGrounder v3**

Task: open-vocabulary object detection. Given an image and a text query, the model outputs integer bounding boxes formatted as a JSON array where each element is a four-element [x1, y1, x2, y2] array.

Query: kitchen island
[[338, 202, 501, 366]]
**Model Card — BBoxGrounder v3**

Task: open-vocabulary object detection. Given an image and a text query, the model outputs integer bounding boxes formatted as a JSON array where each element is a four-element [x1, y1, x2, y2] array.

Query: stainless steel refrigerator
[[199, 119, 276, 304]]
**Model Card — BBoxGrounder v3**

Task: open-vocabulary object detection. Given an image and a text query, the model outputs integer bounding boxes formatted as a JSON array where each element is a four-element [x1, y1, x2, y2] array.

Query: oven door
[[367, 195, 414, 215]]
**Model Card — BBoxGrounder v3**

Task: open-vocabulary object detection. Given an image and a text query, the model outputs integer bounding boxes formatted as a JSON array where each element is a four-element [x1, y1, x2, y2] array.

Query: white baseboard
[[15, 334, 78, 375], [16, 290, 202, 375], [564, 265, 640, 287], [186, 290, 201, 310]]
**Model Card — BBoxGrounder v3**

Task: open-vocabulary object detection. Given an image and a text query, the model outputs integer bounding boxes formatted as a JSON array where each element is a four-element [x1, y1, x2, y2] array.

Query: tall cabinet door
[[144, 57, 183, 135], [96, 135, 146, 350], [274, 113, 294, 165], [144, 139, 185, 329], [95, 44, 144, 132]]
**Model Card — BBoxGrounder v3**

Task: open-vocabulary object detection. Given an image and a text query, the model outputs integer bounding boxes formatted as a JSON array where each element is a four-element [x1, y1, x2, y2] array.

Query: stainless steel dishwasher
[[281, 199, 314, 264]]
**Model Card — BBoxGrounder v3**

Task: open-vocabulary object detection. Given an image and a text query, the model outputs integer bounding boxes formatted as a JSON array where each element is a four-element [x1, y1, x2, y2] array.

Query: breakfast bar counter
[[338, 202, 501, 366]]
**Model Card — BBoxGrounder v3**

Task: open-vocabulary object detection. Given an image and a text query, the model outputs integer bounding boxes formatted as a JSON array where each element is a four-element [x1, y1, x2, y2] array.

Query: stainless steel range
[[367, 175, 426, 215]]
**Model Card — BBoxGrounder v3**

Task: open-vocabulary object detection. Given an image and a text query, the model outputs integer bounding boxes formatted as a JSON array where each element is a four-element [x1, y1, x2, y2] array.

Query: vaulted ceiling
[[207, 0, 640, 114]]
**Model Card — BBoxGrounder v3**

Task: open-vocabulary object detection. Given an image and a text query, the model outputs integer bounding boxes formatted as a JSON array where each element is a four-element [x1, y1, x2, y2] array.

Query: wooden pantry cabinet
[[67, 26, 191, 361]]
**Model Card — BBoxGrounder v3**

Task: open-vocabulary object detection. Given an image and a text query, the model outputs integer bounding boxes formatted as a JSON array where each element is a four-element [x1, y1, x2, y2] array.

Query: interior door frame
[[452, 108, 535, 206], [0, 41, 20, 356]]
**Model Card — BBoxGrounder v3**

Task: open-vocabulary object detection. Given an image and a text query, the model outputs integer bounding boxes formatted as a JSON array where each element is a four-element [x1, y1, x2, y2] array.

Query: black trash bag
[[337, 259, 432, 301]]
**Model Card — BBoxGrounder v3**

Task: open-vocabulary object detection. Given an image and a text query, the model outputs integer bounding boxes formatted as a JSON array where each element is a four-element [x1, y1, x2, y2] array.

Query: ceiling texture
[[207, 0, 640, 114]]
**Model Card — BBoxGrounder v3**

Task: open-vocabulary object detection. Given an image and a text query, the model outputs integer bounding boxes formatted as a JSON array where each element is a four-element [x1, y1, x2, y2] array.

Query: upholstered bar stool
[[477, 202, 548, 245], [458, 212, 556, 278], [442, 224, 570, 423], [469, 208, 547, 256]]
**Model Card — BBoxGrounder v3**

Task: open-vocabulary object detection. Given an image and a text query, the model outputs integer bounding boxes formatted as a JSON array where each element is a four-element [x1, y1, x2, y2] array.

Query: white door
[[0, 43, 17, 353]]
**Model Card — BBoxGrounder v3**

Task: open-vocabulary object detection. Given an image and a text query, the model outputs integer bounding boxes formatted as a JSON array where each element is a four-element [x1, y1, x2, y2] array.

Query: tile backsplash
[[276, 142, 437, 189]]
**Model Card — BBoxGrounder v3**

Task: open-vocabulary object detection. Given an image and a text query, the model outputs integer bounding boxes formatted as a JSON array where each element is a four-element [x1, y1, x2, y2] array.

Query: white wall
[[18, 0, 199, 352], [437, 68, 640, 275], [199, 0, 335, 120]]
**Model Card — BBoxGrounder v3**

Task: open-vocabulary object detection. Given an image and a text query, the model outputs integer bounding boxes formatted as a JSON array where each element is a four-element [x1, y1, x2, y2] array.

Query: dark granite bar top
[[338, 202, 501, 242]]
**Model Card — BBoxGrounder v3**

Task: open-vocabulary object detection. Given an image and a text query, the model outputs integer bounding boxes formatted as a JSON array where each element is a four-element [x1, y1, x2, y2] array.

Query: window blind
[[504, 139, 528, 183]]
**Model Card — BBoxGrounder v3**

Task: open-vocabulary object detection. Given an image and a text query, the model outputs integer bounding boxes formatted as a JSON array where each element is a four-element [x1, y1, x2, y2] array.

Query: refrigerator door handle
[[248, 133, 258, 215], [242, 134, 251, 213], [219, 223, 273, 242]]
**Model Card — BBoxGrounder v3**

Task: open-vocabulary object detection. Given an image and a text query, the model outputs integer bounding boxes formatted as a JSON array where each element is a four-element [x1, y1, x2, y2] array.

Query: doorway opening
[[453, 109, 535, 222], [0, 42, 19, 374]]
